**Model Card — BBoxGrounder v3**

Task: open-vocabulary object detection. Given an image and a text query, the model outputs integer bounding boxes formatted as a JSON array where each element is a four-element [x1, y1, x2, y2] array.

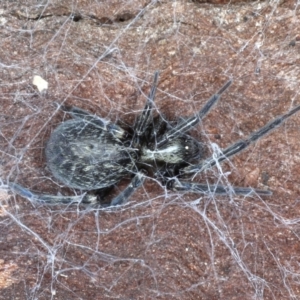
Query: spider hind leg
[[9, 171, 146, 207], [9, 182, 97, 205]]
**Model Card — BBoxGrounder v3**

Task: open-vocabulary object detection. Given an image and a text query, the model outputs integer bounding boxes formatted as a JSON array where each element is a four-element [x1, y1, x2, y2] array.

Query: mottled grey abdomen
[[46, 119, 136, 190]]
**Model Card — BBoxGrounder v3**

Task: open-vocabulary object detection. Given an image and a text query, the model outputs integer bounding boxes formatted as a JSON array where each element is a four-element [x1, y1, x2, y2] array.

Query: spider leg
[[9, 182, 98, 204], [56, 105, 126, 140], [59, 105, 96, 119], [132, 71, 159, 146], [156, 79, 232, 148], [9, 171, 145, 207], [183, 104, 300, 175], [167, 179, 272, 196], [109, 171, 145, 206], [149, 113, 167, 142]]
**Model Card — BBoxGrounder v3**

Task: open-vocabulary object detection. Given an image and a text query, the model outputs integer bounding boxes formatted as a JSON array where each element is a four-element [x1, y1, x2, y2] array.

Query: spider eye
[[182, 138, 204, 161]]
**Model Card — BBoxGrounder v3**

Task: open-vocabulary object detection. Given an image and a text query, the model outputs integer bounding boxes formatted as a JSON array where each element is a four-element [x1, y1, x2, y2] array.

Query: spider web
[[1, 0, 300, 299]]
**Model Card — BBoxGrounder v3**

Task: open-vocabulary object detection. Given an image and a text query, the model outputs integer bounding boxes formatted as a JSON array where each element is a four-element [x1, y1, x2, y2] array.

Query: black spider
[[9, 72, 300, 206]]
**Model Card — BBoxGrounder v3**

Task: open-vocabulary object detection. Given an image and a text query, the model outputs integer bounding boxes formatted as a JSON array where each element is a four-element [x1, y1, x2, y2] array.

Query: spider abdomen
[[46, 119, 137, 190]]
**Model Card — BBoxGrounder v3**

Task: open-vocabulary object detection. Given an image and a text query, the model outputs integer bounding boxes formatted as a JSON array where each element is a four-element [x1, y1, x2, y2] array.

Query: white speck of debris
[[0, 17, 7, 25], [33, 75, 48, 92]]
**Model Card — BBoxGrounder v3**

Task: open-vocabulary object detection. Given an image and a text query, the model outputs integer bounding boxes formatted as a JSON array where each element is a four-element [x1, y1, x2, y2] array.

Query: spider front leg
[[132, 71, 159, 146], [167, 178, 272, 196], [183, 104, 300, 175], [156, 79, 232, 148]]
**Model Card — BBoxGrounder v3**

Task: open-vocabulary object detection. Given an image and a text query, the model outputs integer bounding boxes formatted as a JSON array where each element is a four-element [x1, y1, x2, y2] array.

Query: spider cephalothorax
[[10, 72, 300, 206]]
